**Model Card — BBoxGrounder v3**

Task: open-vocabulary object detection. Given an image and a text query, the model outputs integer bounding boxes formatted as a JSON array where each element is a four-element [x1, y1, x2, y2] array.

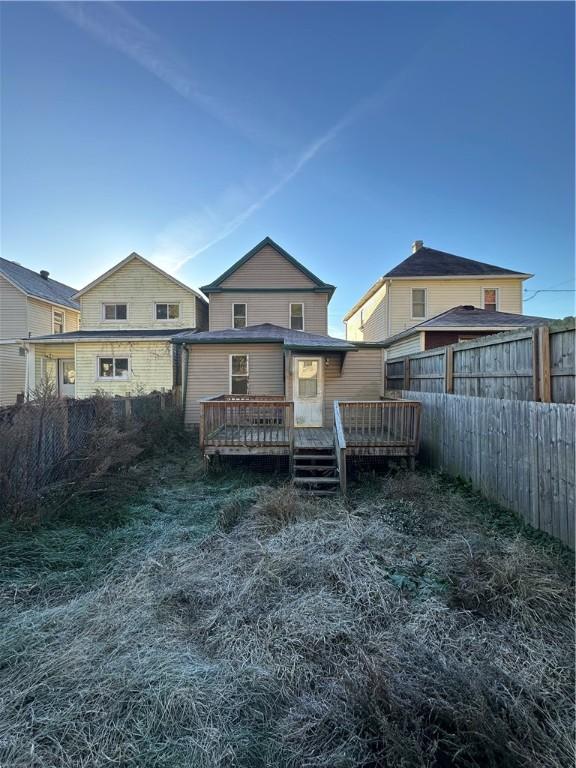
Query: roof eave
[[384, 273, 533, 280]]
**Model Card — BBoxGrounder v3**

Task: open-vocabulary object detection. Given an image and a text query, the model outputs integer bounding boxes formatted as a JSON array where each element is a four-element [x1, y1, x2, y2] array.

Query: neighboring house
[[381, 305, 549, 359], [25, 252, 208, 398], [200, 237, 335, 334], [176, 238, 386, 428], [0, 257, 80, 406], [344, 241, 532, 343]]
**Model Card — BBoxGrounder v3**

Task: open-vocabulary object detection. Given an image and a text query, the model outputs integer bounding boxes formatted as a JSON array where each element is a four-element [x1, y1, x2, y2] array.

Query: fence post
[[403, 358, 410, 391], [125, 398, 132, 418], [531, 327, 540, 401], [160, 393, 166, 411], [444, 347, 454, 393], [538, 326, 551, 403]]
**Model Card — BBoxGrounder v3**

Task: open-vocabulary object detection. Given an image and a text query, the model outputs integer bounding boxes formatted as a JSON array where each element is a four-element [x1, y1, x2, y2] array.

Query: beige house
[[177, 238, 386, 429], [0, 257, 80, 406], [26, 252, 208, 398], [344, 241, 532, 349]]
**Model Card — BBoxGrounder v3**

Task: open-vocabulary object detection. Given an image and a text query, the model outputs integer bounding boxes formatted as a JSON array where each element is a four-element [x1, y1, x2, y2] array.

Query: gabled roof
[[343, 243, 532, 321], [0, 256, 79, 311], [173, 323, 355, 351], [384, 246, 531, 278], [73, 252, 208, 303], [200, 237, 336, 298], [27, 328, 196, 344], [381, 306, 550, 348]]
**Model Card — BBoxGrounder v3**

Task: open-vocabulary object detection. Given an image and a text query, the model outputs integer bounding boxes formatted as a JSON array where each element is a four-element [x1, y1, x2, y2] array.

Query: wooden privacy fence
[[385, 324, 575, 403], [398, 390, 575, 548]]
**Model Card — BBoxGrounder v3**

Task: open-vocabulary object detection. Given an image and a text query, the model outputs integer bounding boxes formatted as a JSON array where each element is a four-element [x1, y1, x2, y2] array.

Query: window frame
[[482, 287, 499, 312], [154, 302, 181, 321], [52, 308, 65, 334], [232, 303, 247, 329], [411, 288, 427, 320], [289, 302, 305, 331], [229, 353, 249, 394], [102, 303, 128, 322], [96, 356, 130, 381]]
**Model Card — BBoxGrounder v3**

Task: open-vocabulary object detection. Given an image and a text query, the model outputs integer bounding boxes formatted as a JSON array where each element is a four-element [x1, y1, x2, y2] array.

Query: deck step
[[294, 464, 337, 471], [294, 453, 335, 460], [293, 476, 340, 485]]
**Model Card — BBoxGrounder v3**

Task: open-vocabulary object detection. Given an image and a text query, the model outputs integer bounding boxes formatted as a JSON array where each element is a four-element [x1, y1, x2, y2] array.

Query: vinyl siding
[[345, 282, 388, 342], [79, 258, 200, 330], [322, 349, 384, 425], [220, 244, 316, 289], [385, 334, 424, 360], [184, 343, 285, 425], [0, 276, 28, 339], [0, 343, 26, 406], [388, 278, 524, 337], [33, 343, 76, 392], [209, 292, 328, 334], [27, 298, 79, 336], [195, 296, 209, 330], [75, 341, 173, 398]]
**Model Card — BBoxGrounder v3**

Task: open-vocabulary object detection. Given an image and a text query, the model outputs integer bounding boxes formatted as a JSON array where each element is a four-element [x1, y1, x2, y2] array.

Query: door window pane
[[298, 359, 318, 397], [62, 362, 75, 384]]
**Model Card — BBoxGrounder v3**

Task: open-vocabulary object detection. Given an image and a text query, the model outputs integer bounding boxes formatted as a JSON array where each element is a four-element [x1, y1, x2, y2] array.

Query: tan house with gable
[[343, 241, 533, 358], [26, 252, 208, 399], [0, 257, 80, 406]]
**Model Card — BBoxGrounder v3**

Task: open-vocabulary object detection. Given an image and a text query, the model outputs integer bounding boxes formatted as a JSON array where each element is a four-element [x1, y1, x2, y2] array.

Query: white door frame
[[58, 358, 76, 398], [292, 356, 323, 427]]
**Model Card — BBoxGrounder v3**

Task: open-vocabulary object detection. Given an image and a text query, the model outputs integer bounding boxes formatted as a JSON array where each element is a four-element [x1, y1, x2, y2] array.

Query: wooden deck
[[294, 428, 333, 449]]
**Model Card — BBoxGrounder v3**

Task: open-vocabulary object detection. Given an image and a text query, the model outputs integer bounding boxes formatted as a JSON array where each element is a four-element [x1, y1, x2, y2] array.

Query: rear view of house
[[26, 252, 208, 398], [0, 257, 80, 406]]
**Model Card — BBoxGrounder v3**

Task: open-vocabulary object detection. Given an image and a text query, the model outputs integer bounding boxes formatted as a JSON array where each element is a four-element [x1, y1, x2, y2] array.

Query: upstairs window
[[411, 288, 426, 319], [155, 303, 180, 320], [230, 354, 249, 394], [98, 357, 129, 380], [233, 303, 247, 329], [290, 303, 304, 330], [103, 303, 127, 321], [53, 309, 65, 334], [483, 288, 498, 312]]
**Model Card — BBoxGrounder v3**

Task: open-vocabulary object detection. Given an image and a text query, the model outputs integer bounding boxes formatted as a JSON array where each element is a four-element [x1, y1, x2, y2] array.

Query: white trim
[[96, 355, 131, 381], [101, 302, 129, 322], [73, 252, 208, 304], [482, 286, 499, 311], [289, 301, 305, 331], [52, 307, 65, 334], [229, 353, 249, 394], [389, 274, 532, 281], [154, 301, 181, 321], [26, 335, 176, 344], [411, 287, 427, 320], [232, 302, 247, 329]]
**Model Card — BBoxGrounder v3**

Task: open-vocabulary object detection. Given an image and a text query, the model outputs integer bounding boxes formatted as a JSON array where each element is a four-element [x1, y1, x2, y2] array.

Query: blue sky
[[2, 1, 574, 334]]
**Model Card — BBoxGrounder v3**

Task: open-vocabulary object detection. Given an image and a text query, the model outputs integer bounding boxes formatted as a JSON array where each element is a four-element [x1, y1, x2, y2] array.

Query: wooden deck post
[[199, 402, 205, 450], [538, 326, 551, 403]]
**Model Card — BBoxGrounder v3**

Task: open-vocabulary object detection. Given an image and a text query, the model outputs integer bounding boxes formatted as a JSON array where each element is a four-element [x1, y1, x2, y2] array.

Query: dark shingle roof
[[173, 323, 355, 351], [0, 257, 79, 310], [29, 329, 195, 343], [384, 247, 528, 278], [381, 306, 550, 348]]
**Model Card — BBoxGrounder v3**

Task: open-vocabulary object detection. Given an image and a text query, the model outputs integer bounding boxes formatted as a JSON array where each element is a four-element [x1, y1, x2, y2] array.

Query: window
[[155, 303, 180, 320], [233, 303, 247, 329], [98, 357, 129, 380], [53, 310, 65, 334], [483, 288, 498, 312], [290, 303, 304, 331], [103, 303, 127, 321], [230, 354, 249, 394], [297, 359, 318, 398], [411, 288, 426, 319]]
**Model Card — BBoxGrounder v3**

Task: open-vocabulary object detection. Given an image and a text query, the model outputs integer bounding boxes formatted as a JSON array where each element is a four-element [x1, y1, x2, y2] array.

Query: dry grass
[[0, 459, 573, 767]]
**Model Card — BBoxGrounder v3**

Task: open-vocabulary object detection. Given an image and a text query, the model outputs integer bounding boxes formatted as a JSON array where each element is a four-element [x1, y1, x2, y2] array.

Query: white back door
[[293, 357, 323, 427], [58, 359, 76, 398]]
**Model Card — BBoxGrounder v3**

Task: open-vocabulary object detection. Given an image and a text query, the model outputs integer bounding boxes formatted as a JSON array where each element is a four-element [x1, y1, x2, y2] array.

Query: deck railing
[[200, 394, 293, 450], [333, 402, 347, 494], [338, 400, 421, 450]]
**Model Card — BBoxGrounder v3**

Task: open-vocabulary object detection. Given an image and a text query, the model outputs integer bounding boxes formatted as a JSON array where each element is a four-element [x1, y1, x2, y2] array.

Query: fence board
[[398, 390, 575, 548]]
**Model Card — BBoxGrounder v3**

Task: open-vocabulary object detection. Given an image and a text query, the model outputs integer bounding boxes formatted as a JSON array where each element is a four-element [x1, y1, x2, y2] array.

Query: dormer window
[[290, 303, 304, 331], [103, 303, 127, 321], [52, 309, 65, 334], [155, 303, 180, 320], [233, 303, 247, 329]]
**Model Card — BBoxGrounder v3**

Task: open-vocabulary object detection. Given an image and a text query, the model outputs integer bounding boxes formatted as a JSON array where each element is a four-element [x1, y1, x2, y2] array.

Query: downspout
[[181, 343, 190, 420]]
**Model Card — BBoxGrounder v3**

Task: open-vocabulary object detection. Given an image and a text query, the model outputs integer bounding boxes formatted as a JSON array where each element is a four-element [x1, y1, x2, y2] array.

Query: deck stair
[[292, 446, 340, 495]]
